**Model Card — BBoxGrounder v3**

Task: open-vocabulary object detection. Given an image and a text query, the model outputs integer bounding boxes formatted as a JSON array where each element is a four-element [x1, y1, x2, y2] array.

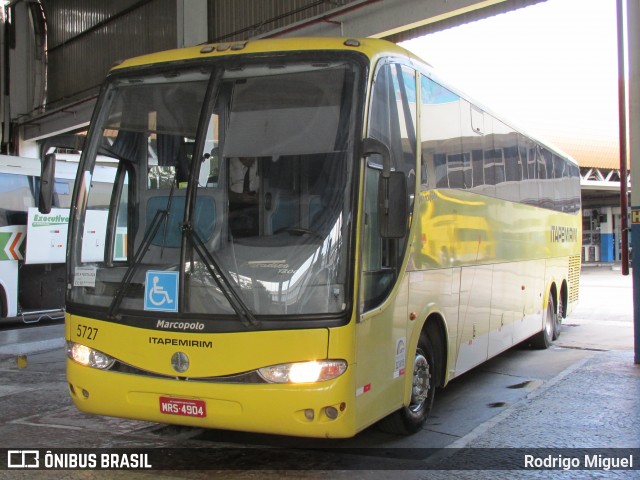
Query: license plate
[[159, 396, 206, 418]]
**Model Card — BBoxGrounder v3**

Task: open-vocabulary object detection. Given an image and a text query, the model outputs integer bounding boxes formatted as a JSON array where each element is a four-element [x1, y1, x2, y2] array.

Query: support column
[[177, 0, 208, 47], [626, 0, 640, 364]]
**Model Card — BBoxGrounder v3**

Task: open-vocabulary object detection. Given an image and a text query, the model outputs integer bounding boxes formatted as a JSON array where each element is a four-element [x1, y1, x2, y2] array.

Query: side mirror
[[38, 153, 56, 214], [361, 137, 407, 239], [378, 171, 407, 238]]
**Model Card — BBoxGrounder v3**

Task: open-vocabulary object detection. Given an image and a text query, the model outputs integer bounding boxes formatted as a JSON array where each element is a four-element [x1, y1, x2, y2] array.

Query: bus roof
[[112, 37, 415, 71], [110, 37, 577, 168]]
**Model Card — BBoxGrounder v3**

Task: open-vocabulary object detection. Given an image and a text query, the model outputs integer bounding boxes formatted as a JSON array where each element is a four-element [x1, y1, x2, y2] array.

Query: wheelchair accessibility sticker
[[145, 271, 178, 312]]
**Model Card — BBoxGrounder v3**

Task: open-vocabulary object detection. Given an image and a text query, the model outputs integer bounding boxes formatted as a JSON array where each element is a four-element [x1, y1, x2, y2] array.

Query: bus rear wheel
[[532, 294, 555, 349], [552, 294, 563, 340], [379, 333, 436, 434]]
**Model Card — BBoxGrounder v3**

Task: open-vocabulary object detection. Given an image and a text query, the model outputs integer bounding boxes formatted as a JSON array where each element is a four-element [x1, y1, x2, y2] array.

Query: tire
[[0, 288, 6, 318], [532, 294, 555, 349], [379, 333, 436, 434], [552, 293, 563, 340]]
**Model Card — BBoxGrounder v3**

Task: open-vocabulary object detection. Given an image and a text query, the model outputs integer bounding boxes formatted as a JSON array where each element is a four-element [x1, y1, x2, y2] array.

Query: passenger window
[[420, 75, 462, 190], [0, 172, 34, 227]]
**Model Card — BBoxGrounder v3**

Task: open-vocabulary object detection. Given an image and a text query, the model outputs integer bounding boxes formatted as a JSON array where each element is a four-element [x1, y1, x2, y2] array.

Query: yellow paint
[[111, 37, 415, 72], [16, 355, 27, 369], [69, 315, 330, 378], [67, 313, 357, 438]]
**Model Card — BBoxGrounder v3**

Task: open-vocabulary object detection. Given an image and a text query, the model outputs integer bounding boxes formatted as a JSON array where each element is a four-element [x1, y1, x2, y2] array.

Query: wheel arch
[[0, 284, 7, 318], [379, 311, 445, 435], [416, 312, 448, 388]]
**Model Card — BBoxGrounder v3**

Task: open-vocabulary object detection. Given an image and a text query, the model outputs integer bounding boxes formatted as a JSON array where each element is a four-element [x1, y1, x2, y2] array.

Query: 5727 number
[[76, 324, 98, 340]]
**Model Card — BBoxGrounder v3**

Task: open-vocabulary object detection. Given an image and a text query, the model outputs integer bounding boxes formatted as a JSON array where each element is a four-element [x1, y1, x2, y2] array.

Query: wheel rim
[[409, 352, 431, 413]]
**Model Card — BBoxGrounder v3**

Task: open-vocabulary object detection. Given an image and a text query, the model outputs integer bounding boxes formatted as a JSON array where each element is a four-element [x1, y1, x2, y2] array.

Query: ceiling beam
[[263, 0, 524, 40]]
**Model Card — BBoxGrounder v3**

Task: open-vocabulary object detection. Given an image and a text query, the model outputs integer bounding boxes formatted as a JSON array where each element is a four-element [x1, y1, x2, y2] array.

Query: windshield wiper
[[107, 179, 177, 318], [183, 222, 260, 328], [175, 66, 257, 329], [159, 178, 176, 258]]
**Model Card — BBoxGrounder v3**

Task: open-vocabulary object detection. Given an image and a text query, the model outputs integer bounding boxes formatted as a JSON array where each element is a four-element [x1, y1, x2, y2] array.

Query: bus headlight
[[66, 341, 115, 370], [258, 360, 347, 384]]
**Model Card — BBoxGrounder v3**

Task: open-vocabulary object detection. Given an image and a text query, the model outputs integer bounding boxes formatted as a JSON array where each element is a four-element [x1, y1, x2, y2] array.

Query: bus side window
[[420, 75, 463, 190], [53, 179, 72, 208], [0, 172, 33, 226]]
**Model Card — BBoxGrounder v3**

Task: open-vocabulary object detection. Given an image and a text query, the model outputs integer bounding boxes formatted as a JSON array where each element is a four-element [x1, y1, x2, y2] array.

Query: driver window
[[361, 62, 417, 312]]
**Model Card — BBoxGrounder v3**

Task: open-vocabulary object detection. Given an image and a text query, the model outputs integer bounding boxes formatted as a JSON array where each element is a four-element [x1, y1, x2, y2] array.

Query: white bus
[[0, 154, 114, 323]]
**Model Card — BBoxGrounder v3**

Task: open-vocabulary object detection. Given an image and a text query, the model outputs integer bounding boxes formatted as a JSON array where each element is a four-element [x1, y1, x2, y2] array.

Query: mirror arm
[[361, 137, 391, 178]]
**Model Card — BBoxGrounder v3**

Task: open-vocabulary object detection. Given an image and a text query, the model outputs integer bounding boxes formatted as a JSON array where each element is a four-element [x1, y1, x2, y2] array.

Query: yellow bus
[[56, 37, 581, 438]]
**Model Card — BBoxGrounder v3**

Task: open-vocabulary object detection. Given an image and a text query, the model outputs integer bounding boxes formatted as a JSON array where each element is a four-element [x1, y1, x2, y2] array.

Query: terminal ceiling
[[4, 0, 547, 154]]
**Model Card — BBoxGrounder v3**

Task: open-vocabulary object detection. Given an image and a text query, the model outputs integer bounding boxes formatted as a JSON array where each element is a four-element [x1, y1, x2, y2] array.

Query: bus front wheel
[[380, 333, 436, 434]]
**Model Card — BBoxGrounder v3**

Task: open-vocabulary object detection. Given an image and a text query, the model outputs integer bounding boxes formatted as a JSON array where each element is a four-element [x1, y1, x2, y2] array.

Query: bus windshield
[[67, 57, 360, 324]]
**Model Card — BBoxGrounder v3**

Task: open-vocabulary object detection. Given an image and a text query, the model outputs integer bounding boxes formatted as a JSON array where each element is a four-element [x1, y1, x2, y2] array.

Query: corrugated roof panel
[[42, 0, 177, 108], [208, 0, 355, 42], [43, 0, 143, 49]]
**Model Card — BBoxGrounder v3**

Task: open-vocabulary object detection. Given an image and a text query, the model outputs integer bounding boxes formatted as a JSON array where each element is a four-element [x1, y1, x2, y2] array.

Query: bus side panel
[[0, 225, 25, 318], [410, 188, 581, 380], [407, 268, 460, 387], [454, 265, 492, 374], [489, 262, 518, 358], [513, 259, 546, 344], [566, 254, 581, 316], [18, 263, 66, 311], [354, 276, 409, 432], [545, 256, 573, 311]]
